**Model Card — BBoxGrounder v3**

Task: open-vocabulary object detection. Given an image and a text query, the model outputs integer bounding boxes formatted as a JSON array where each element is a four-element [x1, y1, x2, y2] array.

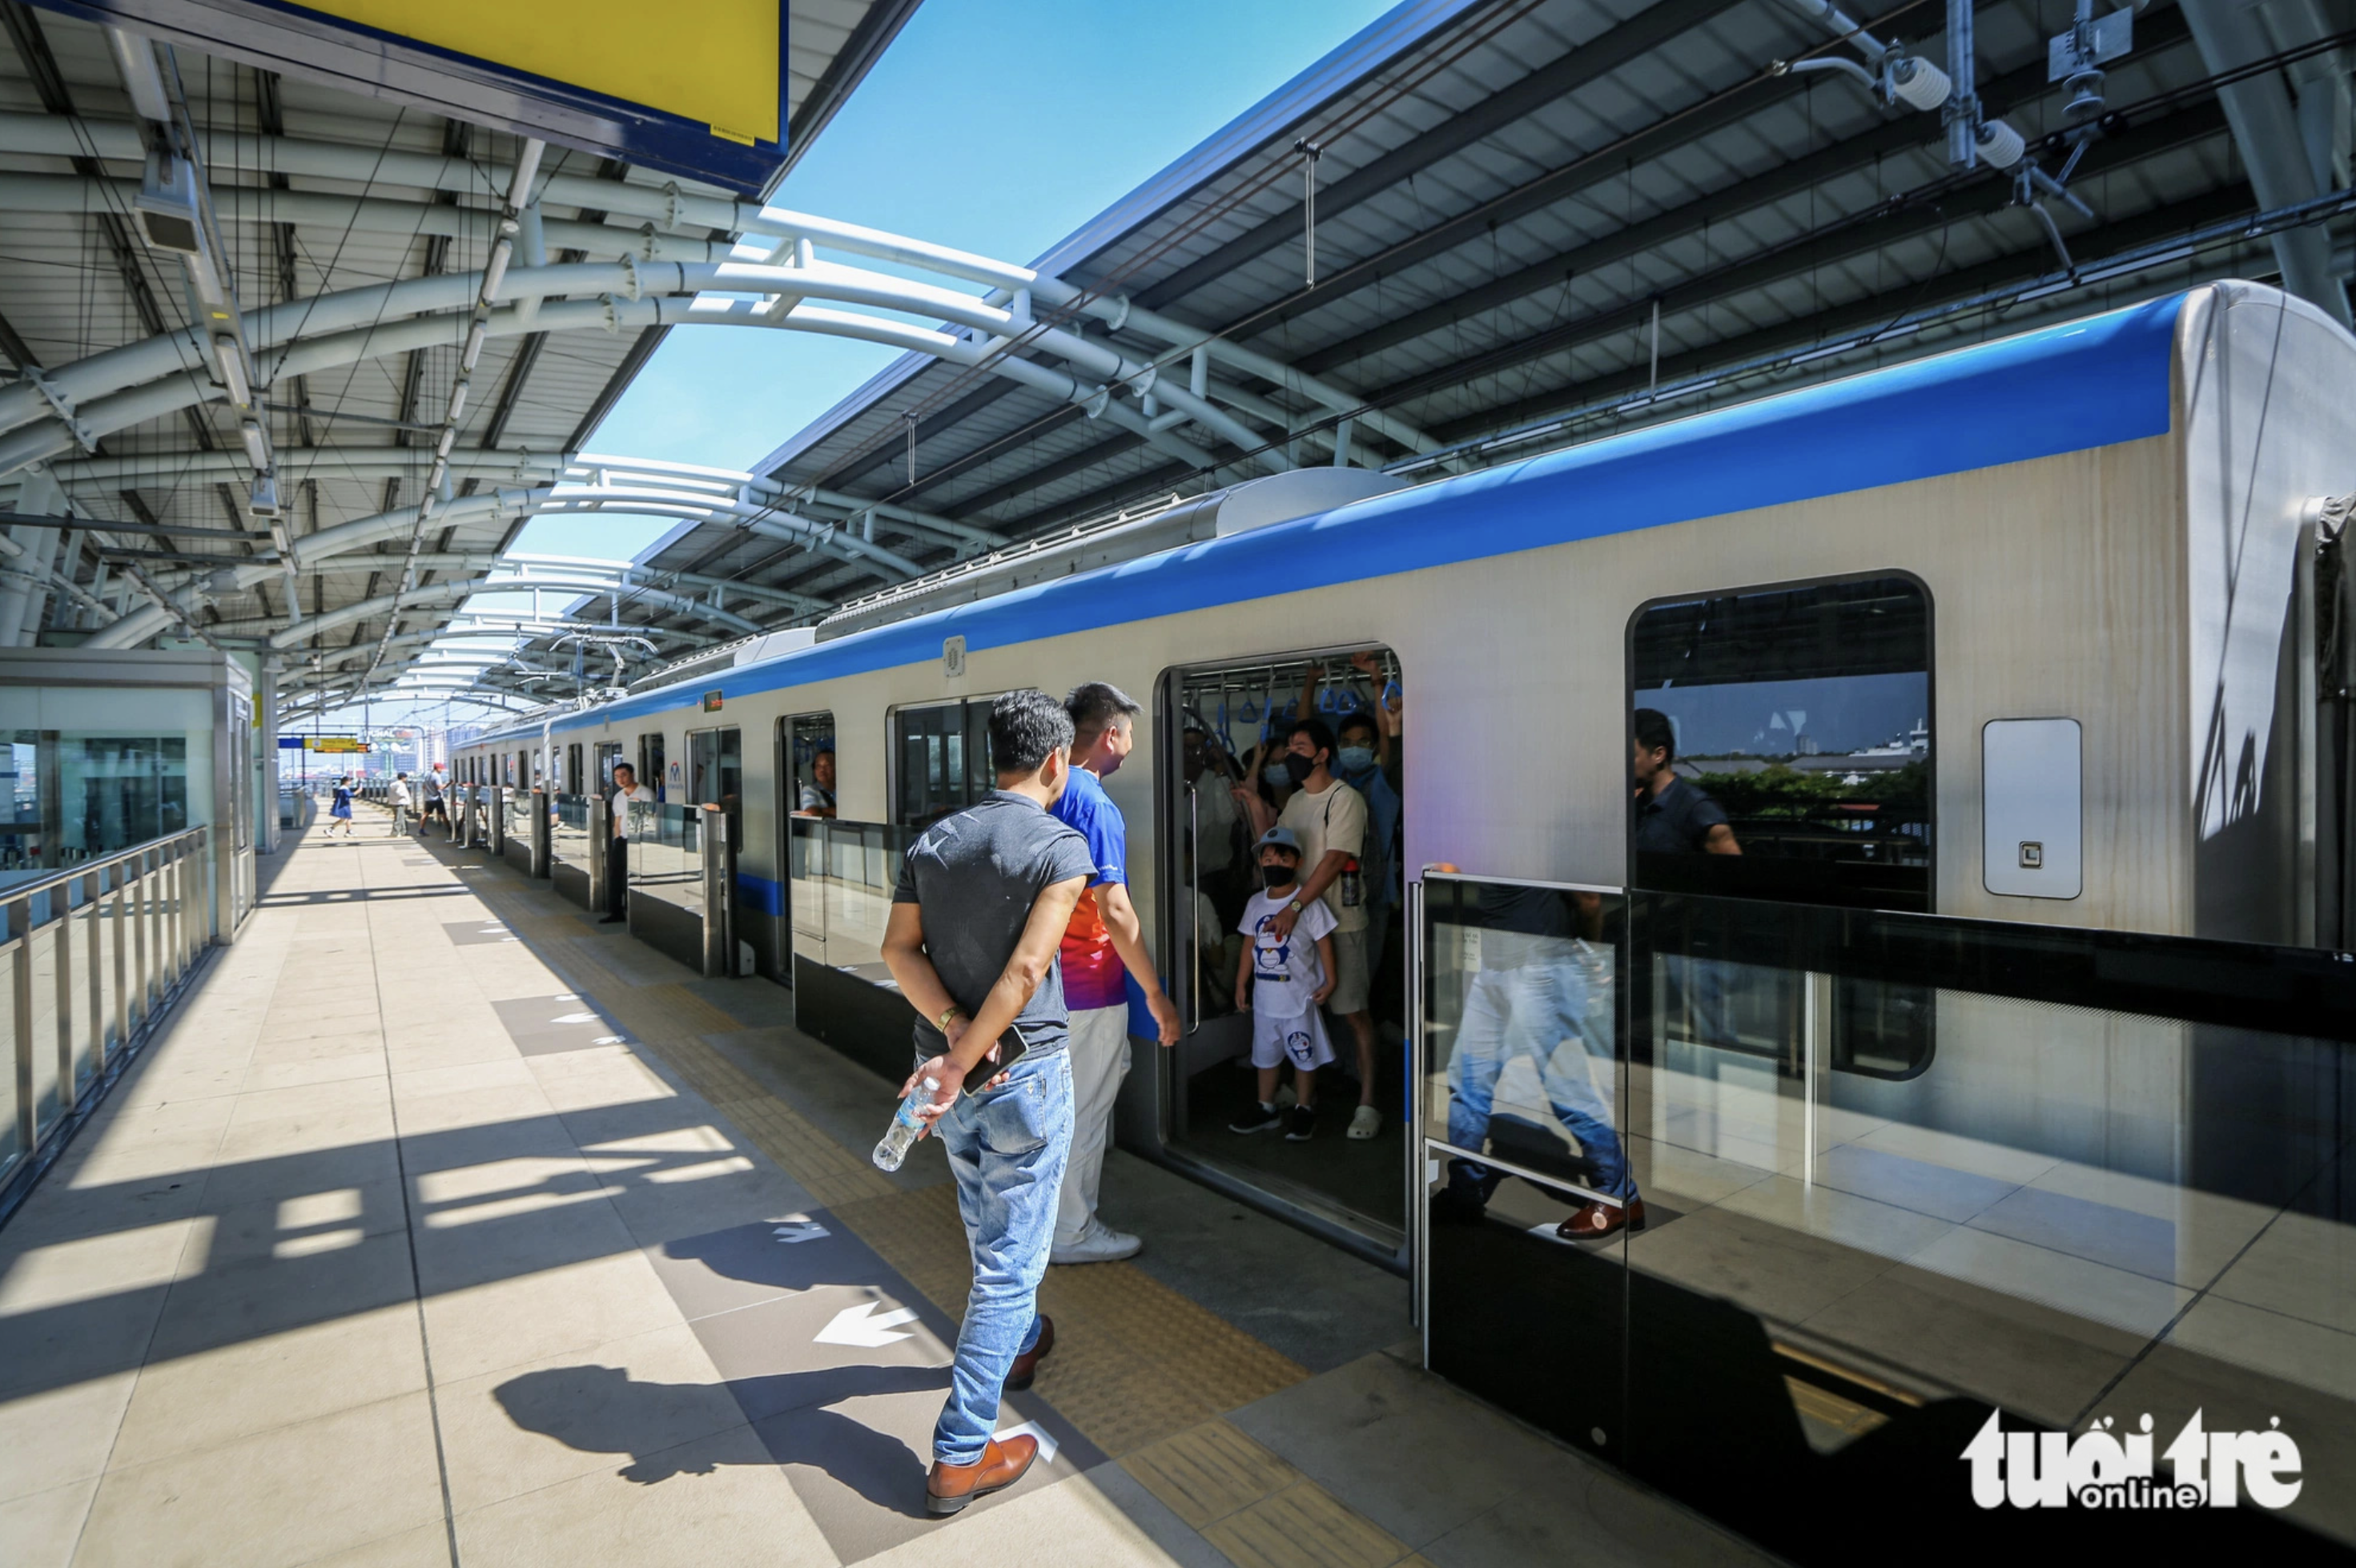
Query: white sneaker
[[1050, 1220, 1141, 1265], [1348, 1104, 1382, 1140]]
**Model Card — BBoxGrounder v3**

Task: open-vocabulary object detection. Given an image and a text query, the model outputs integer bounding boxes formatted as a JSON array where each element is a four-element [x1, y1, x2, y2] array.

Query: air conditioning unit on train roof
[[814, 468, 1408, 642]]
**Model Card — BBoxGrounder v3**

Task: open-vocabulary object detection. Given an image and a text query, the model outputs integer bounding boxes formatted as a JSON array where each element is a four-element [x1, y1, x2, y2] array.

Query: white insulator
[[1974, 119, 2026, 169], [1888, 56, 1950, 112]]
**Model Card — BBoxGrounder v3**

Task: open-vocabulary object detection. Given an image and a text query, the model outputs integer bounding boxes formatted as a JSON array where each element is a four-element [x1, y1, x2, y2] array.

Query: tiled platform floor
[[0, 809, 1774, 1567]]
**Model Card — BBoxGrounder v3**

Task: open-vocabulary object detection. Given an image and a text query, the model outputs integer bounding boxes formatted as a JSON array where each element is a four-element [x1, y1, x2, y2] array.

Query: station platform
[[0, 805, 1771, 1568]]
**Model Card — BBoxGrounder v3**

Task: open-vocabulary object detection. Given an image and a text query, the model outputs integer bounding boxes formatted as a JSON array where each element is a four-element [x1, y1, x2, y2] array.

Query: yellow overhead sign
[[307, 738, 372, 754], [298, 0, 781, 144]]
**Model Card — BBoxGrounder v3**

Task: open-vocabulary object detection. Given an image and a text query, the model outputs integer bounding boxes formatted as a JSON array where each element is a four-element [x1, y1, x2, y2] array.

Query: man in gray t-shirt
[[893, 790, 1096, 1059], [880, 689, 1092, 1517]]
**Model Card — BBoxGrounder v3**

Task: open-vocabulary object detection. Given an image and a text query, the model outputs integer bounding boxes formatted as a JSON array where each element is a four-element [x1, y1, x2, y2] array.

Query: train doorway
[[1158, 647, 1407, 1258], [778, 711, 835, 983]]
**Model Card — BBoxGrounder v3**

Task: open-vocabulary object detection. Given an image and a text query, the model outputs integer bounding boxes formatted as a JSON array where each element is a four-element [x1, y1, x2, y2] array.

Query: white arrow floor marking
[[549, 1011, 599, 1024], [773, 1221, 830, 1244], [814, 1301, 918, 1347], [995, 1421, 1059, 1465]]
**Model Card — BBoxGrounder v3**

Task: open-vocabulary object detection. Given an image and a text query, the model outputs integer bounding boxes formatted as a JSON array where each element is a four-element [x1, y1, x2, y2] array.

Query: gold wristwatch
[[937, 1005, 967, 1033]]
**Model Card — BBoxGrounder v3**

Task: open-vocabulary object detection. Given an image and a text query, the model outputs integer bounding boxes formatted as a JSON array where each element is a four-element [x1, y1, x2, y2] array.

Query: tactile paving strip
[[1124, 1419, 1424, 1568], [832, 1183, 1309, 1457]]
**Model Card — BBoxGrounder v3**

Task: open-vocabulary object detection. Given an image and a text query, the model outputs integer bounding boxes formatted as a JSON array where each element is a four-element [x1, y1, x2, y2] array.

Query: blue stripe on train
[[734, 872, 783, 916], [482, 294, 2182, 744]]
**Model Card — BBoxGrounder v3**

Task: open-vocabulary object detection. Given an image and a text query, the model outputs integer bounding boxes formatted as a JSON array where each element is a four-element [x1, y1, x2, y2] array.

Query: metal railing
[[0, 826, 215, 1221]]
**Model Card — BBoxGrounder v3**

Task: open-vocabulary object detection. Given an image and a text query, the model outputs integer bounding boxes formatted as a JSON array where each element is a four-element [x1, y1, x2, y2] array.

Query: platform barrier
[[0, 826, 215, 1221], [1414, 874, 2356, 1558], [783, 814, 917, 1081]]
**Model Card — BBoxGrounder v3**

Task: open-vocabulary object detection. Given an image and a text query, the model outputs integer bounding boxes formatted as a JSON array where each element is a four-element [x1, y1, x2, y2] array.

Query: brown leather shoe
[[926, 1434, 1039, 1516], [1003, 1315, 1054, 1393], [1556, 1197, 1646, 1240]]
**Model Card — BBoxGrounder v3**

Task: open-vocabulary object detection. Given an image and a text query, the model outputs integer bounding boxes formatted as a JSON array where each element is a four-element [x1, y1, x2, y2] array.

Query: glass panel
[[1417, 878, 2356, 1556], [27, 920, 57, 1134], [1630, 576, 1931, 911], [67, 876, 95, 1088], [0, 937, 18, 1174], [786, 816, 915, 983], [94, 869, 117, 1050], [628, 802, 703, 919], [549, 794, 591, 872], [1163, 653, 1409, 1239]]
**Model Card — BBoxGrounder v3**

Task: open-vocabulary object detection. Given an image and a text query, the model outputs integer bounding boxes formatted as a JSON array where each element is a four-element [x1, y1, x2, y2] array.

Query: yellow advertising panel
[[296, 0, 781, 144]]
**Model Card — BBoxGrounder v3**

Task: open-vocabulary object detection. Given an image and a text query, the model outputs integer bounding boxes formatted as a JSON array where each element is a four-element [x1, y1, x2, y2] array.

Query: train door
[[593, 741, 622, 791], [688, 726, 743, 956], [1158, 647, 1408, 1257], [778, 711, 835, 983]]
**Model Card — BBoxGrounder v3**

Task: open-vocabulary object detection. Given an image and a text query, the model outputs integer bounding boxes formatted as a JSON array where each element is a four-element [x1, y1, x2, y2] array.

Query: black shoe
[[1286, 1104, 1317, 1141], [1228, 1103, 1283, 1135]]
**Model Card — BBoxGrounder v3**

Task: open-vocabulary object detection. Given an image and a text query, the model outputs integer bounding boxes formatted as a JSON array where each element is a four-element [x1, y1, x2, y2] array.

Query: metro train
[[456, 280, 2356, 1261]]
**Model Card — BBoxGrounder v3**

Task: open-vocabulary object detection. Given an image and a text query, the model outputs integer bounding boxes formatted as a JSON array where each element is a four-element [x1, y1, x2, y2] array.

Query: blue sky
[[504, 0, 1401, 561]]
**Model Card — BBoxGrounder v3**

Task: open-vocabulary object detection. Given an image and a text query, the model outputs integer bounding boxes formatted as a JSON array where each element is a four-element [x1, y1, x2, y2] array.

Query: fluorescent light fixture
[[460, 321, 487, 372], [104, 27, 171, 121], [211, 335, 250, 406], [239, 420, 269, 469]]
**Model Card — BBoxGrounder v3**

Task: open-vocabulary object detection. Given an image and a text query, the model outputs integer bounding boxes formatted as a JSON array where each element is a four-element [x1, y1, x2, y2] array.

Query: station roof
[[0, 0, 919, 715], [631, 0, 2342, 628]]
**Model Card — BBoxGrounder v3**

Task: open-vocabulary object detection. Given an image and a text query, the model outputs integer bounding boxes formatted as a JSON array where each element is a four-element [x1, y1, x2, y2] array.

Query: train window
[[638, 733, 666, 802], [689, 728, 742, 850], [785, 713, 835, 818], [1628, 574, 1932, 911], [892, 700, 994, 829], [593, 741, 622, 791], [1630, 574, 1933, 1080]]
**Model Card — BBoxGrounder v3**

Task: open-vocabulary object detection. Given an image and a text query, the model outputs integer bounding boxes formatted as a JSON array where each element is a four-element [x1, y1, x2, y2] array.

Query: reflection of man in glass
[[1632, 708, 1741, 1051], [1630, 709, 1739, 855], [1443, 887, 1644, 1239]]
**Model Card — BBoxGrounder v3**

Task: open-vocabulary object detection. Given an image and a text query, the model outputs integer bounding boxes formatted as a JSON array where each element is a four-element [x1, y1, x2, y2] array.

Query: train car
[[457, 280, 2356, 1264]]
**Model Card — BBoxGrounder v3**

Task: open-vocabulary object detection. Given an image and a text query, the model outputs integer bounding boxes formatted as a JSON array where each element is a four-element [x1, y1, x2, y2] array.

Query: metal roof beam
[[1367, 98, 2229, 418], [1133, 0, 1755, 312], [1296, 6, 2198, 376], [1425, 180, 2258, 445]]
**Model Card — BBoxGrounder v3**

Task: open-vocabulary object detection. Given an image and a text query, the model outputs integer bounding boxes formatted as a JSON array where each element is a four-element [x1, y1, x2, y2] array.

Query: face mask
[[1281, 753, 1317, 786], [1260, 863, 1297, 891], [1262, 764, 1289, 786], [1337, 745, 1375, 774]]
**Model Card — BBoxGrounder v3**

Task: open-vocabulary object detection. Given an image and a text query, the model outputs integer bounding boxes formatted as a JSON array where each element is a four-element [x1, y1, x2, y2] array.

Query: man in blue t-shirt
[[1048, 683, 1180, 1266], [882, 689, 1094, 1517]]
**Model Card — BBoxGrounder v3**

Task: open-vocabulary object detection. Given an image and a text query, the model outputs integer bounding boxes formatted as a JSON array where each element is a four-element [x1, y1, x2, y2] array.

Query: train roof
[[472, 288, 2189, 746]]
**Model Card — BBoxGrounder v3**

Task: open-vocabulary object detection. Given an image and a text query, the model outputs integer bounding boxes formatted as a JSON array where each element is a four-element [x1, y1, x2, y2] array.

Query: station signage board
[[702, 690, 725, 713], [53, 0, 790, 194], [305, 737, 372, 754]]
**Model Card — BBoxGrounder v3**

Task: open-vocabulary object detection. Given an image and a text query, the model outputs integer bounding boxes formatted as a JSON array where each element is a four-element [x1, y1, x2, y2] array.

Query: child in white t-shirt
[[1229, 826, 1337, 1142]]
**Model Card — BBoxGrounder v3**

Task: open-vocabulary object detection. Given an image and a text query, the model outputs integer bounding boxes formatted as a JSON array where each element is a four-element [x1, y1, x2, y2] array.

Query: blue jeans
[[1444, 951, 1634, 1200], [930, 1047, 1074, 1465]]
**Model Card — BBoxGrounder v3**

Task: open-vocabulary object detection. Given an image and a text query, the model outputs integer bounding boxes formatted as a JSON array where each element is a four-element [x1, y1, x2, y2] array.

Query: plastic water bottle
[[872, 1076, 939, 1172]]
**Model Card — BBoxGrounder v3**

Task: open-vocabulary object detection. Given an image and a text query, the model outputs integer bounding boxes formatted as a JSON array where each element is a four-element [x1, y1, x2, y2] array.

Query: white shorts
[[1252, 1006, 1334, 1072]]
